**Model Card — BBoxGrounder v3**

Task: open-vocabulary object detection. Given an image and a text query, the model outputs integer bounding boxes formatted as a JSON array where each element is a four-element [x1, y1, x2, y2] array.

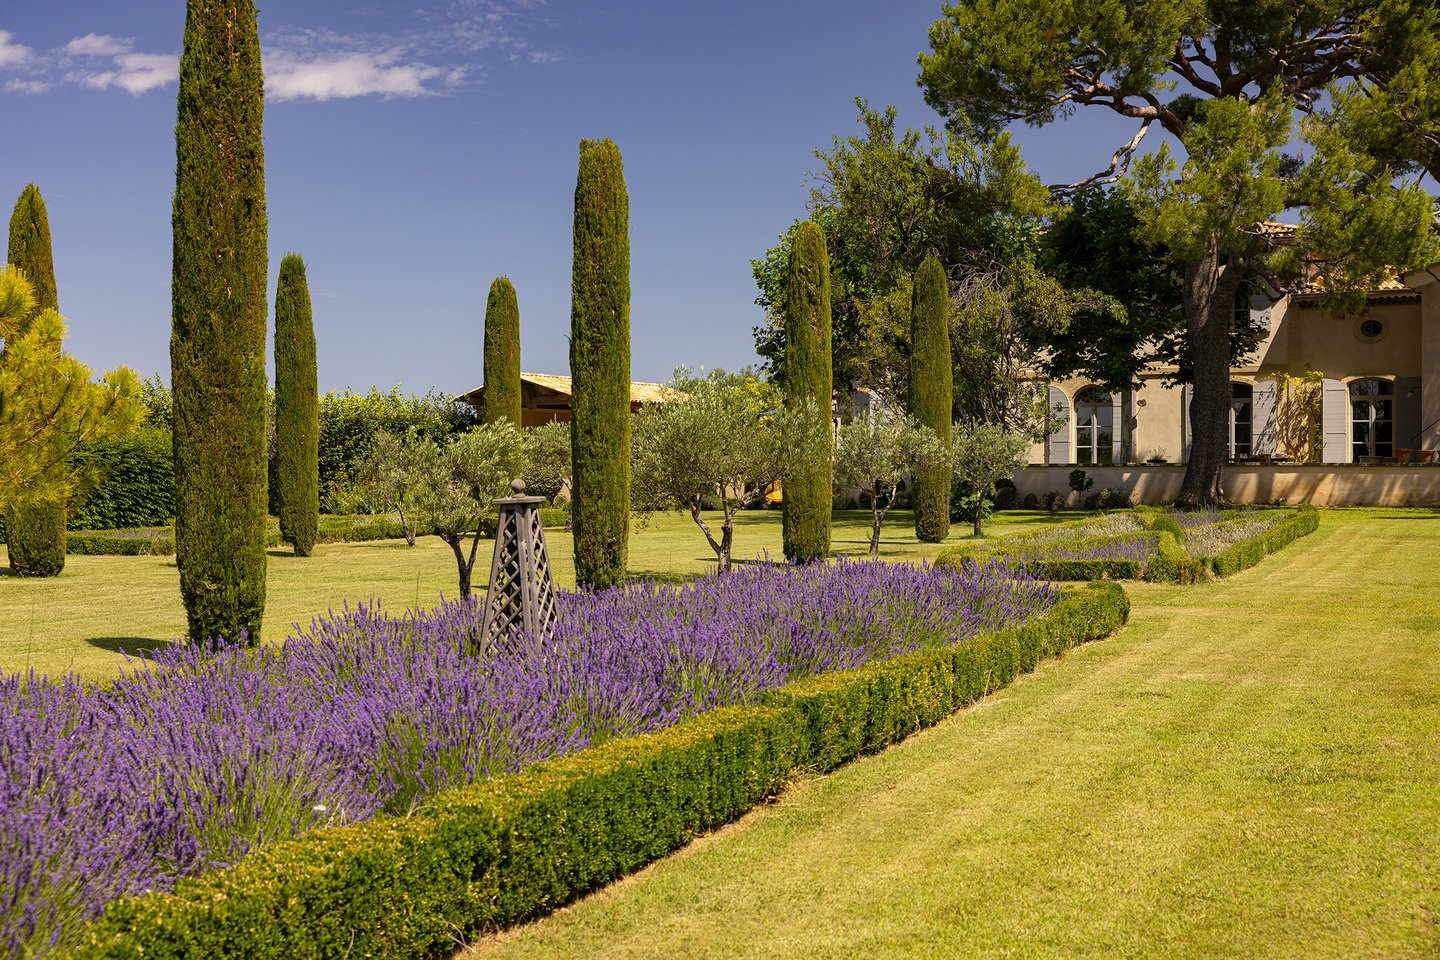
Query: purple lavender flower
[[0, 558, 1054, 958]]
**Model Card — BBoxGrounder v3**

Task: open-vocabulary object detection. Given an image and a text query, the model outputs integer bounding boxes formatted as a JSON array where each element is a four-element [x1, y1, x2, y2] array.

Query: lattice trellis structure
[[477, 479, 559, 657]]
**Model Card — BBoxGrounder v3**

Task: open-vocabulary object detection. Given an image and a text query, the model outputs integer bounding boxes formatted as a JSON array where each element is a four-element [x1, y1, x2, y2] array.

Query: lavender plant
[[0, 558, 1053, 959]]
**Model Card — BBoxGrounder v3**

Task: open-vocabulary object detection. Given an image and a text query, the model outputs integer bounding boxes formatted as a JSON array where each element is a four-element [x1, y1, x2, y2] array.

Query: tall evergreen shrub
[[170, 0, 269, 643], [275, 253, 318, 556], [782, 220, 833, 563], [909, 254, 953, 542], [481, 277, 522, 428], [5, 184, 66, 576], [569, 138, 630, 590]]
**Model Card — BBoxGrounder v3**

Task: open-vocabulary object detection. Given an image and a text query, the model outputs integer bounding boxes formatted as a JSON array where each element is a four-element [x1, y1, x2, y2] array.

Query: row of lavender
[[937, 507, 1311, 579], [0, 558, 1055, 959]]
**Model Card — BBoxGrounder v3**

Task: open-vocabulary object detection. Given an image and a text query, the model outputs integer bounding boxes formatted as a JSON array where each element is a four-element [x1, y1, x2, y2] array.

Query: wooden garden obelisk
[[478, 479, 559, 655]]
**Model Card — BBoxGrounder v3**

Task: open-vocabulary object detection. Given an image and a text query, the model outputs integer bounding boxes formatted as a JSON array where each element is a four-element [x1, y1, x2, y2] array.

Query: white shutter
[[1182, 384, 1193, 462], [1252, 379, 1278, 457], [1321, 378, 1349, 464], [1110, 392, 1124, 463], [1047, 385, 1070, 465]]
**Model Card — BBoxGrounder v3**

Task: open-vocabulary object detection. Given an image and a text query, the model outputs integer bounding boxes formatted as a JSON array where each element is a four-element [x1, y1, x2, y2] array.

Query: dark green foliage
[[4, 501, 65, 575], [8, 184, 57, 314], [68, 427, 175, 529], [170, 0, 269, 643], [274, 254, 318, 556], [481, 277, 522, 428], [781, 220, 833, 562], [60, 585, 1127, 960], [7, 183, 67, 575], [318, 389, 476, 510], [909, 255, 952, 542], [569, 138, 631, 589]]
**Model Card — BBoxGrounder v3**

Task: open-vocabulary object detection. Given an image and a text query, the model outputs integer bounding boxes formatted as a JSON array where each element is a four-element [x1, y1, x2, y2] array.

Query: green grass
[[0, 508, 1064, 681], [460, 508, 1440, 960]]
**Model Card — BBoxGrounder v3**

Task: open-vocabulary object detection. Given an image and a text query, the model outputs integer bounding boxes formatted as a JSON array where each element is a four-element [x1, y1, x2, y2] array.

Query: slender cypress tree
[[782, 219, 833, 563], [909, 254, 953, 542], [275, 253, 318, 557], [171, 0, 269, 643], [5, 184, 66, 577], [481, 277, 522, 428], [569, 138, 630, 590]]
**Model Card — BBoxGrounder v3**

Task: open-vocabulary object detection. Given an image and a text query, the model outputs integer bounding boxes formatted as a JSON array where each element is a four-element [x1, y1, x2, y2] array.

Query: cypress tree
[[171, 0, 269, 643], [275, 253, 318, 557], [480, 276, 522, 428], [569, 138, 630, 590], [5, 184, 66, 577], [782, 219, 833, 563], [909, 254, 953, 542]]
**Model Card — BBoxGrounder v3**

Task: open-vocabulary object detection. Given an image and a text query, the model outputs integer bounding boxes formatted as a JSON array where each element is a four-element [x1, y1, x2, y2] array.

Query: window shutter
[[1182, 384, 1193, 462], [1321, 378, 1349, 464], [1252, 379, 1278, 457], [1111, 392, 1124, 463], [1047, 385, 1070, 465], [1395, 377, 1422, 460]]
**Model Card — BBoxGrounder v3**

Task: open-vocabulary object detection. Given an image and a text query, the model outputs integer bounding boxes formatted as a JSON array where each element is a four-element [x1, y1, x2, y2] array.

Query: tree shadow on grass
[[83, 636, 174, 657]]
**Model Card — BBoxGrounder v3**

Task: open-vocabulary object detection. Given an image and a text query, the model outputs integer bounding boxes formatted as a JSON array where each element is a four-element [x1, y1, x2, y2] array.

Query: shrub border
[[62, 583, 1128, 960]]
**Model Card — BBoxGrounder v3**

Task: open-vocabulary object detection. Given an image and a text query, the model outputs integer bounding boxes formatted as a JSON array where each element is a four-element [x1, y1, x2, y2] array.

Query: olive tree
[[833, 413, 948, 557], [951, 419, 1030, 537], [631, 370, 828, 573]]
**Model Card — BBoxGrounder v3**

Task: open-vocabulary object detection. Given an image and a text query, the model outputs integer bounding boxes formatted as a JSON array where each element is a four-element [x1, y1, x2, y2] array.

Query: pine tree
[[569, 138, 630, 590], [481, 277, 522, 428], [6, 184, 66, 576], [909, 254, 952, 542], [274, 253, 317, 557], [171, 0, 269, 643], [781, 219, 833, 562]]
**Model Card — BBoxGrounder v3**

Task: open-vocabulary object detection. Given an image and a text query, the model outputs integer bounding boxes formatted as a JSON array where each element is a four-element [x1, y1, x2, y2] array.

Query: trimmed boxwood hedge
[[60, 583, 1128, 960], [46, 510, 572, 557], [937, 508, 1318, 584]]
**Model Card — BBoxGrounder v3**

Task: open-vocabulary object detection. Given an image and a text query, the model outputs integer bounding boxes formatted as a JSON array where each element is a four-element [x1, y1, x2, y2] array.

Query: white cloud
[[64, 34, 132, 58], [82, 53, 179, 95], [2, 3, 561, 100], [0, 30, 35, 68], [4, 78, 49, 95], [264, 49, 449, 101]]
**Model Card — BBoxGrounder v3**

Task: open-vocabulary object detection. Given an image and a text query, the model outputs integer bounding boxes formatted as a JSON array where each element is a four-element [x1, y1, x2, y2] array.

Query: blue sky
[[1, 1, 1146, 397]]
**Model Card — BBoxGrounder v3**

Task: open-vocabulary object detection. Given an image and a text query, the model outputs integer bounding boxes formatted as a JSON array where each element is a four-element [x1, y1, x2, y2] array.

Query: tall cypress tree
[[275, 253, 317, 557], [782, 219, 833, 563], [171, 0, 269, 643], [569, 138, 630, 590], [909, 254, 952, 542], [5, 184, 66, 577], [481, 276, 522, 428]]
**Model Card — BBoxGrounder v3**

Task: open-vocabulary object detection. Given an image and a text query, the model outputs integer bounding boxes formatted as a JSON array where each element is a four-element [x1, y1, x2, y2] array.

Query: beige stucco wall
[[1265, 298, 1423, 380], [1011, 464, 1440, 507]]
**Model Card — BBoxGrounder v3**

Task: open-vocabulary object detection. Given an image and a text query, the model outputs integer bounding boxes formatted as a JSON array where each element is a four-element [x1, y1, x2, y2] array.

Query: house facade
[[1016, 260, 1440, 506], [456, 372, 683, 427]]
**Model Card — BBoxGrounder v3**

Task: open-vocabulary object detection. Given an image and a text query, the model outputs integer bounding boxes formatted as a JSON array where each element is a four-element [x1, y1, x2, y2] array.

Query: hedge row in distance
[[62, 583, 1127, 960]]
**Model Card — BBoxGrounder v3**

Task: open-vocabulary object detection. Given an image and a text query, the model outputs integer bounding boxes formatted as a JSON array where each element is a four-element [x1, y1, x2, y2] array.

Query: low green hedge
[[66, 532, 175, 556], [1208, 504, 1318, 577], [1141, 530, 1209, 583], [934, 531, 1153, 582], [62, 584, 1128, 960]]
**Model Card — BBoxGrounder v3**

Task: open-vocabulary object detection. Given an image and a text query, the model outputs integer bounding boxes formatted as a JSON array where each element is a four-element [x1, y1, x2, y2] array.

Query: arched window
[[1229, 382, 1252, 460], [1074, 387, 1113, 466], [1350, 379, 1394, 460]]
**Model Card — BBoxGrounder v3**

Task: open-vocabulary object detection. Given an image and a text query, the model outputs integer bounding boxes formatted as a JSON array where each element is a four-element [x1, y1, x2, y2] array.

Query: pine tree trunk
[[1179, 241, 1249, 505]]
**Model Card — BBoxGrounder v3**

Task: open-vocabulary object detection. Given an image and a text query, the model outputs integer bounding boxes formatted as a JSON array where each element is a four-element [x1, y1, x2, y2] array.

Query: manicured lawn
[[0, 509, 1063, 681], [461, 509, 1440, 960]]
